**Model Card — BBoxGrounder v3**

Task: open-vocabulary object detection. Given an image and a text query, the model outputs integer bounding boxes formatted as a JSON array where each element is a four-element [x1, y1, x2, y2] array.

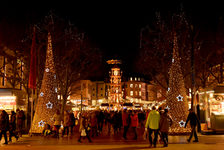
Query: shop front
[[0, 89, 17, 113], [199, 84, 224, 132]]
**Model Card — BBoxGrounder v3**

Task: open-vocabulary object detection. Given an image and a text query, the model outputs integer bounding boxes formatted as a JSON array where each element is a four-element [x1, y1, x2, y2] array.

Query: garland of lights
[[29, 32, 59, 134]]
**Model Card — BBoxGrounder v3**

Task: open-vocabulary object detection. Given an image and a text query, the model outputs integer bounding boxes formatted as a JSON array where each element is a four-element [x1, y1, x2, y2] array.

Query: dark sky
[[1, 1, 224, 79]]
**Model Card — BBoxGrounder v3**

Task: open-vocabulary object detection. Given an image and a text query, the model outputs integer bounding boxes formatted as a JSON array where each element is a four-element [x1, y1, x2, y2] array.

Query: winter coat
[[79, 117, 91, 132], [145, 110, 160, 130], [131, 114, 138, 127], [53, 113, 61, 126], [159, 112, 173, 132], [122, 112, 129, 126], [0, 111, 9, 130], [185, 112, 200, 127], [63, 113, 70, 127]]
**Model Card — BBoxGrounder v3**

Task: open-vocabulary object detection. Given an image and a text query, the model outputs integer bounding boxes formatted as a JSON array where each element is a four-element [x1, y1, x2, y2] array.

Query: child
[[43, 124, 52, 137]]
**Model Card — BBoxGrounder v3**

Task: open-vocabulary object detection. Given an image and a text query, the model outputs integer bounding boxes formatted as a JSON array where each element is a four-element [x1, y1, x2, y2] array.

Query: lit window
[[130, 91, 133, 96], [135, 77, 137, 81], [130, 84, 133, 88], [139, 84, 141, 88], [135, 84, 138, 88], [138, 78, 140, 81], [135, 91, 138, 96], [139, 91, 141, 96], [130, 77, 132, 81]]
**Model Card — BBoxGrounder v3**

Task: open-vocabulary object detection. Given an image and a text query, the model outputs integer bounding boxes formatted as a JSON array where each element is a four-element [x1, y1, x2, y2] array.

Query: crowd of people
[[47, 107, 173, 147], [0, 107, 200, 148], [0, 109, 25, 145]]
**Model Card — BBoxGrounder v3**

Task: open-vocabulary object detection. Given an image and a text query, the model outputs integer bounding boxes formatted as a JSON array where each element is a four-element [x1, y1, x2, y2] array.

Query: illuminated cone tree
[[166, 33, 190, 134], [30, 32, 59, 133]]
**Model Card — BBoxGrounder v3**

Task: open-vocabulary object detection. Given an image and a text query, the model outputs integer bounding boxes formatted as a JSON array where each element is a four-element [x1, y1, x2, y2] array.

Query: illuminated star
[[179, 120, 186, 127], [40, 92, 44, 97], [46, 101, 53, 109], [45, 68, 49, 72], [165, 106, 170, 110], [38, 120, 45, 127], [177, 95, 183, 101]]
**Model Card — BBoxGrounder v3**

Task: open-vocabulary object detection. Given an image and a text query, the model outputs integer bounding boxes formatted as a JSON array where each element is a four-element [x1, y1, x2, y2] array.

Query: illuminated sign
[[0, 96, 16, 105]]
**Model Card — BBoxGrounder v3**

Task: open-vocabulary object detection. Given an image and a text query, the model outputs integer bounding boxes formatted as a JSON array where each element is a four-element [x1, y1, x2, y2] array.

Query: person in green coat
[[145, 106, 160, 148]]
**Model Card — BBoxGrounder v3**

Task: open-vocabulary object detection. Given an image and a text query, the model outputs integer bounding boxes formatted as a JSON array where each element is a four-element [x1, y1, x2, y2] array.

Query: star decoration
[[179, 120, 186, 127], [38, 120, 45, 127], [165, 106, 170, 110], [46, 101, 53, 109], [45, 68, 49, 72], [176, 95, 183, 101], [40, 92, 44, 97]]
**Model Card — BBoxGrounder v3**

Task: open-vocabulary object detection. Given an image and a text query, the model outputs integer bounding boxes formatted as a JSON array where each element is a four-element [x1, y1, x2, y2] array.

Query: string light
[[166, 33, 190, 134], [30, 32, 59, 133]]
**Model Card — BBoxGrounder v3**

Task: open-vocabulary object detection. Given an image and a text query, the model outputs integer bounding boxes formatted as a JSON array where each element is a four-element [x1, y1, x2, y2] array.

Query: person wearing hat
[[184, 108, 201, 142]]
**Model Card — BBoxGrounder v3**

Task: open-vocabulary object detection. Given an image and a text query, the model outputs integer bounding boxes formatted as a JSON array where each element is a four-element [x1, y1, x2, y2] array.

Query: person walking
[[0, 110, 9, 144], [159, 108, 173, 147], [16, 109, 25, 137], [53, 109, 61, 138], [78, 114, 92, 143], [184, 108, 201, 142], [122, 108, 130, 140], [130, 110, 138, 140], [9, 111, 19, 142], [145, 106, 160, 148], [62, 111, 70, 137]]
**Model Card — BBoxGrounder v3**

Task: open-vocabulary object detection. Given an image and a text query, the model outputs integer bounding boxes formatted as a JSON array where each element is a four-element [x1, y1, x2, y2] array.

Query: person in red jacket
[[122, 108, 130, 140], [130, 110, 138, 140]]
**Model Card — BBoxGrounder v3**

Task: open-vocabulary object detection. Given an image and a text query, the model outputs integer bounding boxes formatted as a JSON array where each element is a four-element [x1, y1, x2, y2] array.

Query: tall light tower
[[107, 59, 122, 109]]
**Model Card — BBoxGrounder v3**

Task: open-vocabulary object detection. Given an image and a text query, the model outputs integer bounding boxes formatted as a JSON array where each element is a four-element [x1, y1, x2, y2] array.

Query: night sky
[[1, 1, 224, 79]]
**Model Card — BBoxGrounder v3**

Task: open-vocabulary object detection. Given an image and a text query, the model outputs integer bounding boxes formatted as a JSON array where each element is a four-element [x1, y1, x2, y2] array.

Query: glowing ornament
[[179, 120, 186, 127], [45, 68, 49, 72], [38, 120, 45, 127], [46, 101, 53, 109], [40, 92, 44, 97], [176, 94, 183, 101]]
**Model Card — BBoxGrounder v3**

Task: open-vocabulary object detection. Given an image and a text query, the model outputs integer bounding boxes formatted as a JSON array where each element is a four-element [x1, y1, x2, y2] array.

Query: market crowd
[[0, 106, 200, 148]]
